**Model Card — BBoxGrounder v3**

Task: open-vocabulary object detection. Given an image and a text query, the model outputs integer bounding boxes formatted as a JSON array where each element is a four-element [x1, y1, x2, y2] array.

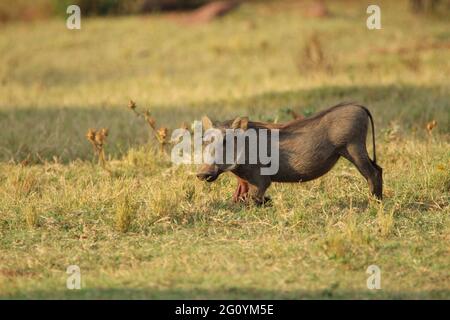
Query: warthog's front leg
[[247, 176, 271, 206]]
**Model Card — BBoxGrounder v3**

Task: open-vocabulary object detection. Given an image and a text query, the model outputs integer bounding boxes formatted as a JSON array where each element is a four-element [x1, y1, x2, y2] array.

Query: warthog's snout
[[196, 165, 221, 182], [196, 172, 219, 182]]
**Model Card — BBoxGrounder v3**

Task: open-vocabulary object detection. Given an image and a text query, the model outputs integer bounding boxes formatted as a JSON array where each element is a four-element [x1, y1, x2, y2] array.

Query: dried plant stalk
[[127, 100, 171, 154], [86, 127, 110, 172]]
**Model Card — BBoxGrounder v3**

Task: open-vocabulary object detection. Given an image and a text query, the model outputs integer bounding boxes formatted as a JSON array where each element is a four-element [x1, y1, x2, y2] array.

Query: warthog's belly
[[271, 172, 328, 183], [271, 154, 340, 183]]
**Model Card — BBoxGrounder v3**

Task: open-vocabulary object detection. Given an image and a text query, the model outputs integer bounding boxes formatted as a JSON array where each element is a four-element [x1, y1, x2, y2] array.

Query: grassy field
[[0, 0, 449, 299]]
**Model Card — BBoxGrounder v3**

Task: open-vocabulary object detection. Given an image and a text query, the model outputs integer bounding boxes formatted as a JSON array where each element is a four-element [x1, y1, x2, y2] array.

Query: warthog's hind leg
[[370, 161, 383, 199], [341, 143, 383, 200]]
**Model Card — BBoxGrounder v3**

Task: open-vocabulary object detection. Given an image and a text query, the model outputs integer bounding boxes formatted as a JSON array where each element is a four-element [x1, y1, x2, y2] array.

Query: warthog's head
[[196, 116, 249, 183]]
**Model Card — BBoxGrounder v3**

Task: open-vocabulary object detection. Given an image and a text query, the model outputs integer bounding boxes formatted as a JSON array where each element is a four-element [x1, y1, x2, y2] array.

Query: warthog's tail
[[357, 105, 377, 165]]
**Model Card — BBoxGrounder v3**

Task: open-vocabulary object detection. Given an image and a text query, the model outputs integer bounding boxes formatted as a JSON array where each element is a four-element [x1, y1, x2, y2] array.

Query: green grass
[[0, 0, 449, 299]]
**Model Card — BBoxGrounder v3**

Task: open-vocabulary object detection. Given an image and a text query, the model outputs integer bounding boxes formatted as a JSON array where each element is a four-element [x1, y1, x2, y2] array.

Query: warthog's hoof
[[232, 195, 272, 207], [262, 196, 272, 206], [252, 196, 272, 207]]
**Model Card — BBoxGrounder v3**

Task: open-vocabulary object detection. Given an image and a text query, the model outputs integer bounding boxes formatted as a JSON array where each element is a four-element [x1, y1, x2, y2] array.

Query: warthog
[[196, 102, 383, 204]]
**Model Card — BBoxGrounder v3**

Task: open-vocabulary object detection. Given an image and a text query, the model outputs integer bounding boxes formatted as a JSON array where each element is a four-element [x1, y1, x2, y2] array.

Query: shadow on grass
[[0, 84, 448, 163], [2, 287, 449, 299]]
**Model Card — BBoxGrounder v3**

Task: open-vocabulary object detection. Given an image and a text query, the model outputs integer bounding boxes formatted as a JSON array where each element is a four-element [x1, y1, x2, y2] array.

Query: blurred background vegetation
[[0, 0, 230, 22], [1, 0, 449, 22]]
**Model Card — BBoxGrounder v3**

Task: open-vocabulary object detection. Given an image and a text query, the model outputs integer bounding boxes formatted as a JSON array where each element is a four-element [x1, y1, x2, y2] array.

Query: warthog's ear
[[201, 116, 213, 131], [231, 117, 249, 130]]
